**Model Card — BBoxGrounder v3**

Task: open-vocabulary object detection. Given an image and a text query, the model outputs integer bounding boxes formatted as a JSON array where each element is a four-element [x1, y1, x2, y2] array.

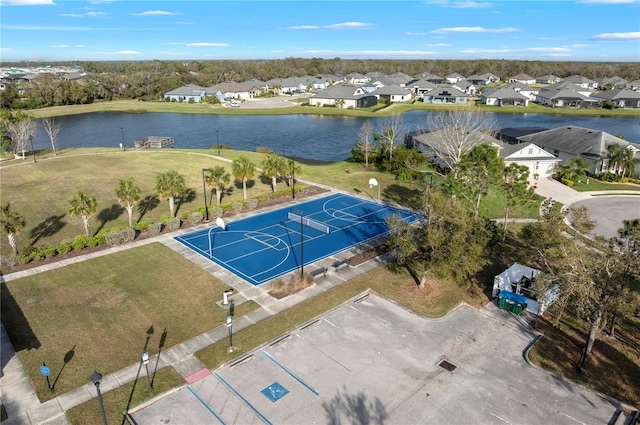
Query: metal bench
[[332, 258, 350, 271], [310, 267, 328, 278]]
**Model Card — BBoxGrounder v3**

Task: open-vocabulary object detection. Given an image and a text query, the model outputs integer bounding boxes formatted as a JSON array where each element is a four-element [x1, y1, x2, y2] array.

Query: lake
[[34, 110, 640, 162]]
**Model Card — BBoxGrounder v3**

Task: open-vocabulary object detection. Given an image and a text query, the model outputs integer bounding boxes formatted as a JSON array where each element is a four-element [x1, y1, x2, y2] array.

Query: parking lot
[[131, 294, 622, 425]]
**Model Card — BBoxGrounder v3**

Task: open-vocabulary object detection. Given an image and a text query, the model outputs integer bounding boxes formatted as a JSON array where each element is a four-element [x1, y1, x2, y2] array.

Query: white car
[[229, 101, 239, 107]]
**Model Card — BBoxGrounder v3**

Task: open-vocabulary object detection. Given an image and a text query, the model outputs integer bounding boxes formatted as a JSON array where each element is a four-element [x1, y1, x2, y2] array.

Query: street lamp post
[[290, 157, 296, 199], [293, 209, 304, 275], [202, 168, 210, 222], [226, 314, 233, 353], [90, 370, 108, 425], [216, 130, 220, 156], [29, 137, 36, 163]]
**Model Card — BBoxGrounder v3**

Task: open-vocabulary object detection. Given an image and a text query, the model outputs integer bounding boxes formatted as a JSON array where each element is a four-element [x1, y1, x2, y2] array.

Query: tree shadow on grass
[[137, 195, 159, 223], [29, 214, 66, 246], [50, 344, 75, 392], [382, 183, 422, 210], [95, 204, 125, 234], [121, 325, 155, 424], [0, 282, 41, 362], [175, 189, 196, 217]]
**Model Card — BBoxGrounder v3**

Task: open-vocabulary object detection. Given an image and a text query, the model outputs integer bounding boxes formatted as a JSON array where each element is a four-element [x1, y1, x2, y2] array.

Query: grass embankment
[[0, 243, 259, 402], [27, 98, 640, 119], [0, 149, 539, 256], [571, 178, 640, 192]]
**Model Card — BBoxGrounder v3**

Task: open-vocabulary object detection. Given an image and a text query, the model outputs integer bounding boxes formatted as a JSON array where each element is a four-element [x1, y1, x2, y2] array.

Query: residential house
[[208, 81, 255, 100], [445, 73, 465, 84], [388, 72, 413, 85], [345, 72, 368, 85], [590, 88, 640, 108], [407, 130, 504, 170], [500, 143, 561, 178], [414, 73, 445, 85], [594, 76, 627, 90], [365, 71, 385, 80], [466, 73, 500, 86], [422, 87, 468, 104], [534, 87, 596, 108], [509, 73, 536, 85], [407, 79, 438, 96], [372, 85, 412, 103], [452, 80, 477, 96], [482, 87, 529, 106], [308, 85, 377, 109], [501, 81, 538, 101], [626, 80, 640, 91], [163, 84, 206, 102], [494, 127, 548, 144], [517, 125, 640, 175], [561, 75, 598, 89], [536, 75, 561, 84]]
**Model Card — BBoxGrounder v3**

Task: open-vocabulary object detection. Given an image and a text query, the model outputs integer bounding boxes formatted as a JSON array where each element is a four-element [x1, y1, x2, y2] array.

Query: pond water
[[34, 110, 640, 162]]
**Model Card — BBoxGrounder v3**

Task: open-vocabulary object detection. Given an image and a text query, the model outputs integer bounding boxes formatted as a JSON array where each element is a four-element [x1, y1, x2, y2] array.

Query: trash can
[[512, 302, 523, 315]]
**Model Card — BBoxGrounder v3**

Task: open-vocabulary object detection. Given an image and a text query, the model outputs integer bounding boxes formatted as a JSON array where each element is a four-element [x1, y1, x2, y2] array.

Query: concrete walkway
[[533, 176, 639, 206]]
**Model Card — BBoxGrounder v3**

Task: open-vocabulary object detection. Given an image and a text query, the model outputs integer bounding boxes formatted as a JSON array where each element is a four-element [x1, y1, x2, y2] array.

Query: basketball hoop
[[216, 217, 226, 230]]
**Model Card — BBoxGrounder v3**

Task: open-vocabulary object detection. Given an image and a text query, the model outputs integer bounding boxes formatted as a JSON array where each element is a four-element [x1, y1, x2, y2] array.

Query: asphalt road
[[571, 197, 640, 238]]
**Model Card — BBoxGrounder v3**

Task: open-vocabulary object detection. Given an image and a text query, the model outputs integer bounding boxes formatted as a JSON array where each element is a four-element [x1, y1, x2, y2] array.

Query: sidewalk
[[533, 176, 639, 206], [0, 188, 388, 425]]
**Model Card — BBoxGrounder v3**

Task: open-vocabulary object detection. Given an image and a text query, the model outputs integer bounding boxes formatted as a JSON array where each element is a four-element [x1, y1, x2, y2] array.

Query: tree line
[[1, 58, 637, 109]]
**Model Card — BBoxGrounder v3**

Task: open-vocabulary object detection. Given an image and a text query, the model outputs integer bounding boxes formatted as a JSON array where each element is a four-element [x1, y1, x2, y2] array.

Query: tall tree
[[500, 163, 531, 254], [67, 191, 97, 236], [154, 170, 186, 217], [205, 166, 231, 205], [6, 116, 37, 160], [115, 178, 142, 227], [452, 143, 504, 217], [0, 202, 26, 255], [41, 116, 61, 156], [425, 107, 498, 177], [355, 120, 374, 169], [261, 154, 287, 193], [376, 115, 404, 161], [231, 156, 256, 201]]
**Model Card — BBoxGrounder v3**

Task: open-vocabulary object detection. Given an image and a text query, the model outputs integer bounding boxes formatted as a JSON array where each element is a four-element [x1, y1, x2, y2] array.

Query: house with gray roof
[[517, 125, 639, 175], [422, 87, 468, 104], [446, 73, 464, 84], [594, 76, 627, 90], [163, 84, 206, 102], [509, 73, 535, 85], [371, 85, 412, 102], [534, 87, 597, 108], [452, 80, 477, 96], [467, 73, 500, 86], [208, 81, 255, 100], [590, 88, 640, 108], [536, 75, 561, 84], [500, 143, 561, 178], [414, 73, 445, 85], [345, 73, 368, 85], [482, 87, 529, 106], [561, 75, 598, 89], [308, 85, 377, 109], [407, 79, 438, 96], [502, 82, 538, 101]]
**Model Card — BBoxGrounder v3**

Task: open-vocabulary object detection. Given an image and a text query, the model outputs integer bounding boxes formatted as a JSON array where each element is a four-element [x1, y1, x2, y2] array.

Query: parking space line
[[214, 372, 273, 425], [186, 385, 226, 424], [260, 350, 319, 396]]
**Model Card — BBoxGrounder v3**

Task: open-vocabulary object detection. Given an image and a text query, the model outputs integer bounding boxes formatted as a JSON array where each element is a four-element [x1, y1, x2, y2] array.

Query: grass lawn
[[571, 178, 640, 192], [528, 307, 640, 407], [65, 367, 185, 425], [0, 243, 259, 401]]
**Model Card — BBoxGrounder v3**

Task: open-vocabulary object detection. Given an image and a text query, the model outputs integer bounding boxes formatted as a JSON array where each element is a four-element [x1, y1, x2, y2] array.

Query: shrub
[[179, 212, 189, 220], [211, 207, 223, 218], [134, 221, 152, 231], [72, 235, 96, 250], [166, 217, 181, 230], [245, 198, 258, 210], [160, 216, 172, 225], [29, 246, 47, 261], [57, 241, 73, 255], [16, 253, 31, 265], [1, 255, 18, 269], [231, 202, 243, 213], [598, 172, 620, 182], [95, 226, 125, 245], [148, 222, 162, 236], [188, 211, 204, 225], [106, 228, 136, 246], [256, 147, 274, 154], [561, 178, 574, 187], [42, 244, 58, 258], [620, 177, 630, 183]]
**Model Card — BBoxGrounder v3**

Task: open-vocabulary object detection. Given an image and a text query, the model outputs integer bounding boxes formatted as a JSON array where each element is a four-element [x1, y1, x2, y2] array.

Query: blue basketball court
[[174, 193, 420, 286]]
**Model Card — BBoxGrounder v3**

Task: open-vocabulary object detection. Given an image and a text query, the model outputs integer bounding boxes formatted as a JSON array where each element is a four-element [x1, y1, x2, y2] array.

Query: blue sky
[[1, 0, 639, 63]]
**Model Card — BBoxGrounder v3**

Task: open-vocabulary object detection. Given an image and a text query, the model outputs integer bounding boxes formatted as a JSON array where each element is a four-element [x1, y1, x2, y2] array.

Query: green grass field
[[571, 178, 640, 192]]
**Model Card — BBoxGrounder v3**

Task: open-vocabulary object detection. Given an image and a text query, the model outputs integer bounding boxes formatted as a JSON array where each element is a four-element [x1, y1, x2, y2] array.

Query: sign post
[[226, 315, 233, 353], [142, 351, 152, 389], [40, 363, 52, 392]]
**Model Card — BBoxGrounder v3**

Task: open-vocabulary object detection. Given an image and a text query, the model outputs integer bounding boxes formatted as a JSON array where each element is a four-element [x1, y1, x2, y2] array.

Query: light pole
[[290, 157, 296, 199], [202, 168, 210, 222], [90, 370, 108, 425], [368, 178, 380, 202], [29, 137, 36, 163], [216, 130, 220, 156], [226, 314, 233, 353], [293, 209, 304, 275]]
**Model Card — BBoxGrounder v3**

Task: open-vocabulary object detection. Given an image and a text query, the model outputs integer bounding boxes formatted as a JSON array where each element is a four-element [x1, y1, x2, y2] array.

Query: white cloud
[[287, 21, 373, 30], [3, 24, 95, 30], [425, 43, 451, 47], [177, 21, 194, 25], [427, 0, 496, 8], [86, 11, 110, 17], [59, 13, 83, 17], [591, 31, 640, 41], [0, 47, 14, 52], [578, 0, 639, 4], [167, 42, 185, 45], [0, 0, 55, 5], [186, 42, 230, 47], [51, 44, 85, 48], [133, 10, 177, 16], [432, 26, 519, 34]]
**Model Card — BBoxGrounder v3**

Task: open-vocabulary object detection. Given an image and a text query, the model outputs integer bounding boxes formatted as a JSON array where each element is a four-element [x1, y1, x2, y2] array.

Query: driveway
[[130, 294, 626, 425]]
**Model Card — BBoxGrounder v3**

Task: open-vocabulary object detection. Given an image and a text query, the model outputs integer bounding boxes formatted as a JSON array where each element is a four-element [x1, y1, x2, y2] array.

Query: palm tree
[[205, 166, 231, 205], [154, 170, 186, 217], [261, 154, 287, 193], [0, 202, 26, 255], [67, 191, 97, 236], [115, 178, 142, 227], [231, 156, 256, 200]]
